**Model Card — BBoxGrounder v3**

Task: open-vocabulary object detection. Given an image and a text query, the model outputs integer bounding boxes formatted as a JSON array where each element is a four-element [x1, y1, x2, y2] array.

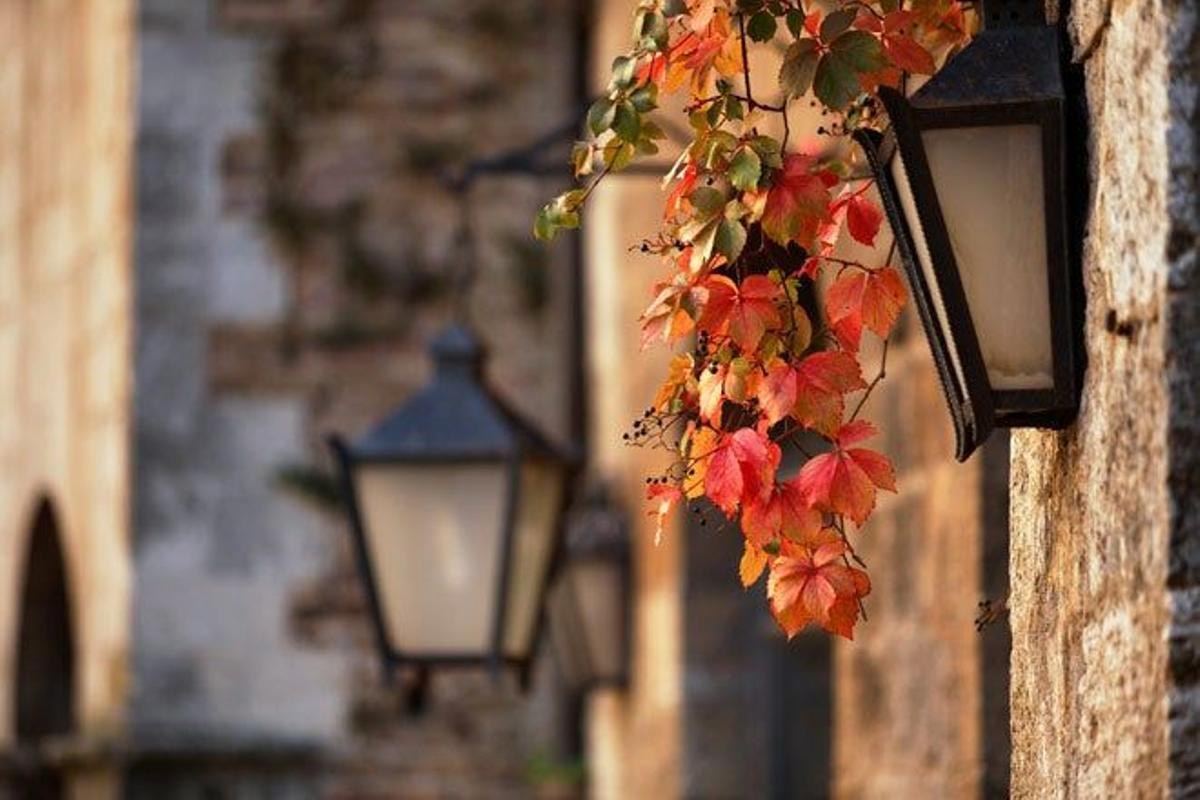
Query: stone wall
[[0, 0, 133, 757], [134, 0, 585, 795], [1008, 0, 1199, 795], [834, 301, 1011, 799]]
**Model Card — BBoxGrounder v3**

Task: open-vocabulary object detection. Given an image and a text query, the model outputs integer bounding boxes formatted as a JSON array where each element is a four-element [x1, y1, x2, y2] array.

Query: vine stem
[[737, 13, 754, 108], [849, 338, 890, 422]]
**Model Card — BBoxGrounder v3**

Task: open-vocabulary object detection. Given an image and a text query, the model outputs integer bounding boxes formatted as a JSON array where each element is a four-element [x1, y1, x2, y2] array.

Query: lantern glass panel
[[355, 461, 507, 655], [568, 560, 624, 682], [502, 459, 566, 657], [548, 579, 590, 688], [889, 149, 977, 407], [921, 124, 1055, 390]]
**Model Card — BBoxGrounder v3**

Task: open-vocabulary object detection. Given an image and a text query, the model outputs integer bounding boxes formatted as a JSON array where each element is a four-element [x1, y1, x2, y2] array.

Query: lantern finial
[[431, 324, 484, 379]]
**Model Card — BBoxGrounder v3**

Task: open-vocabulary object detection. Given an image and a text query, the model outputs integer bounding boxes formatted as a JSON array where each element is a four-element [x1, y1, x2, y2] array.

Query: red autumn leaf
[[882, 11, 936, 74], [825, 266, 907, 350], [794, 350, 867, 435], [796, 421, 896, 524], [757, 361, 798, 427], [664, 163, 699, 220], [804, 9, 822, 37], [636, 52, 667, 87], [846, 194, 884, 246], [698, 274, 782, 352], [758, 351, 866, 435], [762, 154, 835, 250], [647, 483, 683, 546], [741, 476, 823, 548], [768, 537, 872, 639], [704, 427, 779, 515], [883, 32, 936, 75]]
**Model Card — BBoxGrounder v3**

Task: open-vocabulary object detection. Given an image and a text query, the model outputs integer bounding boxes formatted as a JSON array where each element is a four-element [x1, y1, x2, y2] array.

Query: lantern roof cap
[[349, 324, 569, 463], [909, 26, 1062, 111]]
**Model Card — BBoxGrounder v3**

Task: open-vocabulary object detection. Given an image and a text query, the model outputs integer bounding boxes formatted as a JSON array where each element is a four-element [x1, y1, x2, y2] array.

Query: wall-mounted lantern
[[855, 1, 1083, 461], [328, 325, 575, 699], [548, 488, 630, 692]]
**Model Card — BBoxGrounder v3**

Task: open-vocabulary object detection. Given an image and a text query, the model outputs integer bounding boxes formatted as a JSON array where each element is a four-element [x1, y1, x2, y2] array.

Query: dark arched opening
[[11, 498, 75, 798]]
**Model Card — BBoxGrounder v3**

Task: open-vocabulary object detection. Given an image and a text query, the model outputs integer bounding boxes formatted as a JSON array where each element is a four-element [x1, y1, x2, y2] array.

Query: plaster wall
[[0, 0, 134, 746]]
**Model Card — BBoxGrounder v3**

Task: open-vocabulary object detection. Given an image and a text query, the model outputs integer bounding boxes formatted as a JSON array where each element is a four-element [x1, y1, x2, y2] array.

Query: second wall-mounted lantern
[[855, 0, 1083, 461], [329, 325, 576, 698], [548, 488, 630, 692]]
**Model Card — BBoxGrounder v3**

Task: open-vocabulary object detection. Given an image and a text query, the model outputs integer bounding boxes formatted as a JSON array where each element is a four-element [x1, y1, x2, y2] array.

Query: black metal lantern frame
[[855, 6, 1085, 461], [329, 326, 580, 690]]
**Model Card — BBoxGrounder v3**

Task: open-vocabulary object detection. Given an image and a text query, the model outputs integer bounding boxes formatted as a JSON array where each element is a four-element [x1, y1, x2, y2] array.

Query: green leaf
[[570, 141, 594, 177], [610, 55, 637, 90], [779, 39, 819, 98], [833, 30, 886, 71], [630, 82, 658, 112], [813, 32, 885, 110], [820, 9, 855, 42], [534, 194, 582, 241], [785, 9, 805, 36], [638, 10, 669, 48], [706, 101, 723, 128], [663, 0, 687, 16], [714, 218, 747, 261], [747, 11, 777, 42], [602, 138, 636, 171], [588, 98, 615, 135], [724, 95, 745, 120], [749, 135, 783, 169], [641, 120, 667, 141], [702, 130, 739, 170], [613, 101, 641, 142], [688, 186, 727, 215], [728, 146, 762, 192]]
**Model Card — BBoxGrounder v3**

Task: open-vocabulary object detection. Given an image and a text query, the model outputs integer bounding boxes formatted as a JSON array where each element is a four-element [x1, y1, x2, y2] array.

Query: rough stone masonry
[[1009, 0, 1199, 796]]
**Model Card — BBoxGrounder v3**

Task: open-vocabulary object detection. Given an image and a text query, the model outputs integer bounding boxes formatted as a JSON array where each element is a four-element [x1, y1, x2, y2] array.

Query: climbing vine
[[537, 0, 972, 639]]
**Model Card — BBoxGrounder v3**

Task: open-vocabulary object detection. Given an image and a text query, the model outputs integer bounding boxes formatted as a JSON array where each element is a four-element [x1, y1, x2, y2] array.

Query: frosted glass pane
[[503, 460, 565, 657], [922, 125, 1054, 390], [890, 151, 975, 407], [356, 463, 507, 655], [548, 580, 590, 688], [571, 561, 623, 681]]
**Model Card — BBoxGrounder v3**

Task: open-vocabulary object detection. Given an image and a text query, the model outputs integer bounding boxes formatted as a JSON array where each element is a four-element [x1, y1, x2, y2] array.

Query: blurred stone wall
[[1009, 0, 1199, 796], [134, 0, 584, 795], [0, 0, 133, 775], [835, 302, 1011, 799]]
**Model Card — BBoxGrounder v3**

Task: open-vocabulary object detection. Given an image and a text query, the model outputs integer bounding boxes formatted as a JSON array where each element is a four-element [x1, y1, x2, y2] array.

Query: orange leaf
[[767, 538, 871, 639], [654, 353, 698, 412], [704, 427, 778, 515], [698, 274, 782, 352], [684, 425, 721, 499], [647, 483, 683, 546], [762, 154, 834, 250], [796, 421, 896, 524], [664, 163, 699, 221], [883, 33, 936, 74], [739, 542, 768, 587], [742, 476, 823, 548], [825, 266, 907, 351], [698, 362, 727, 424]]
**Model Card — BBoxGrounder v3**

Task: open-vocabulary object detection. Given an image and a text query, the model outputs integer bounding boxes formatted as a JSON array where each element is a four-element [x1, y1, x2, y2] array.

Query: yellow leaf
[[739, 542, 768, 587]]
